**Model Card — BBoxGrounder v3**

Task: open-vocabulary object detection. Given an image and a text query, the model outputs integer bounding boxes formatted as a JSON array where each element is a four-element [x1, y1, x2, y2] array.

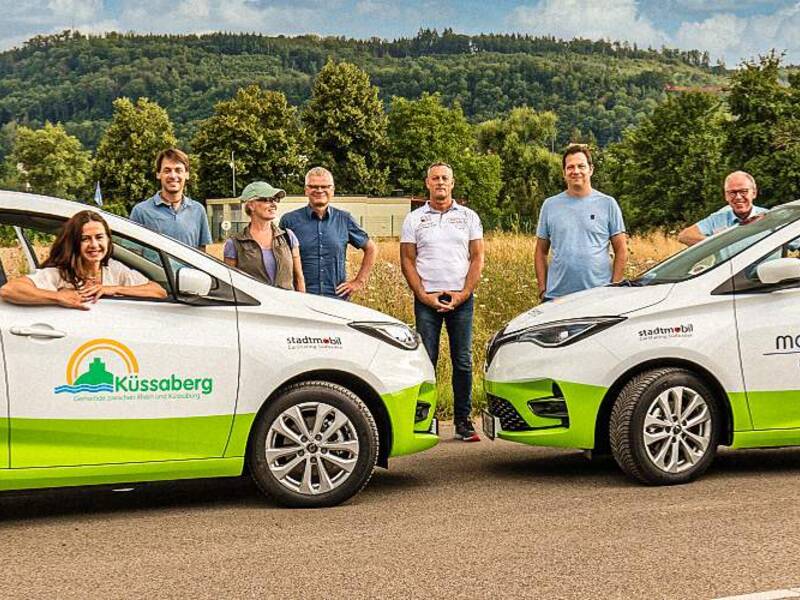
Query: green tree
[[192, 85, 307, 199], [93, 97, 177, 214], [476, 107, 563, 220], [602, 91, 728, 231], [12, 122, 92, 200], [386, 93, 502, 218], [725, 52, 800, 203], [0, 121, 18, 190], [303, 60, 388, 194]]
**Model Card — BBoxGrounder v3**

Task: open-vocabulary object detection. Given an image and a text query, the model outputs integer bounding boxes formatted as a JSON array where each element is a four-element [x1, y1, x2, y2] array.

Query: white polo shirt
[[401, 200, 483, 292]]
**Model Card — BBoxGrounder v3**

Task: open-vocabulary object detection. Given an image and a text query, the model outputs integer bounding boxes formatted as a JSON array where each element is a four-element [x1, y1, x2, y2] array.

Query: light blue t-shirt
[[536, 190, 626, 299], [129, 193, 212, 248], [696, 205, 768, 236]]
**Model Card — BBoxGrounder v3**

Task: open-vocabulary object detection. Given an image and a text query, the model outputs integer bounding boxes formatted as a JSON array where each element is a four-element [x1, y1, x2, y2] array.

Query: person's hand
[[419, 291, 453, 312], [55, 288, 90, 310], [444, 290, 468, 309], [78, 284, 120, 304], [336, 278, 366, 298]]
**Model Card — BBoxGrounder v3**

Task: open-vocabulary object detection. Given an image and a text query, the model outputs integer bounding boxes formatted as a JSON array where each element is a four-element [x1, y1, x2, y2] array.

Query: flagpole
[[230, 151, 236, 198]]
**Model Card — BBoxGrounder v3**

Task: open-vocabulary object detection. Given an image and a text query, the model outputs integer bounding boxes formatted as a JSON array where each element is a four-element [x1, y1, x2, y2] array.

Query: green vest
[[230, 223, 294, 290]]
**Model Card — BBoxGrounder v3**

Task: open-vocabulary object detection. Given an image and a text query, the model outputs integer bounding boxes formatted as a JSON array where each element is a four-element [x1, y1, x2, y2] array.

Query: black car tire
[[249, 381, 379, 508], [610, 368, 720, 485]]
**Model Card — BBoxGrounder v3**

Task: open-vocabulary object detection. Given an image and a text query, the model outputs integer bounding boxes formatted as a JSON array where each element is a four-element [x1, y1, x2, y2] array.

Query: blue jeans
[[414, 295, 474, 420]]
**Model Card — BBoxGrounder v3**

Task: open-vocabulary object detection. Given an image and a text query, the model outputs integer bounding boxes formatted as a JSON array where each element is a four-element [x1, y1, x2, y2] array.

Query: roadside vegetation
[[344, 233, 681, 417]]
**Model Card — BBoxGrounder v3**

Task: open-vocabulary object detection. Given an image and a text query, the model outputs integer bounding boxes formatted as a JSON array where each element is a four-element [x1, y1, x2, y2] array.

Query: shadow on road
[[483, 449, 625, 484], [713, 446, 800, 475], [0, 476, 269, 522], [482, 445, 800, 486]]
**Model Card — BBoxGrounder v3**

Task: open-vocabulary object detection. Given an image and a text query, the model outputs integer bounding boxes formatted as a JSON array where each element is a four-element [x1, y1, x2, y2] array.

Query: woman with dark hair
[[0, 210, 166, 310], [224, 181, 305, 292]]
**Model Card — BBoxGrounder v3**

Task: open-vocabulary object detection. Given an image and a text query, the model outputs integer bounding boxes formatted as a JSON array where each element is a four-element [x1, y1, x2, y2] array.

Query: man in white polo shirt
[[400, 162, 485, 441]]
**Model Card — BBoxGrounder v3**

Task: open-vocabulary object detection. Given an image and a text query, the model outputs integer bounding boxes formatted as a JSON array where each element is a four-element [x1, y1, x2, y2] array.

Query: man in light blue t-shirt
[[678, 171, 767, 246], [534, 145, 627, 301]]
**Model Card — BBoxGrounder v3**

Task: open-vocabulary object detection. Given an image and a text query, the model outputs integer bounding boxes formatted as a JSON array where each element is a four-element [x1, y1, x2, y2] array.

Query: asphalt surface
[[2, 423, 800, 600]]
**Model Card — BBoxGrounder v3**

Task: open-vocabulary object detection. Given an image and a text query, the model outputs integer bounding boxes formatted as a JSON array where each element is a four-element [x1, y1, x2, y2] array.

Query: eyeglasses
[[306, 184, 333, 191], [253, 197, 281, 204], [725, 189, 752, 199]]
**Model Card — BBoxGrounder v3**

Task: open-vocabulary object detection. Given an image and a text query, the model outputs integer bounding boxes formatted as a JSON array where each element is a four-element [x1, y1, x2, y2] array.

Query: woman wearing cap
[[223, 181, 306, 292]]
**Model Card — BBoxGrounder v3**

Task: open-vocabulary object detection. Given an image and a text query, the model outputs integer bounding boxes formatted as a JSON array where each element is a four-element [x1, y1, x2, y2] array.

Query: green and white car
[[484, 202, 800, 484], [0, 192, 438, 507]]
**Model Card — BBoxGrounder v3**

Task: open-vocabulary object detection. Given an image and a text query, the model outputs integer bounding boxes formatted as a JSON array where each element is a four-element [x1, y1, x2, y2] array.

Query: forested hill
[[0, 29, 726, 149]]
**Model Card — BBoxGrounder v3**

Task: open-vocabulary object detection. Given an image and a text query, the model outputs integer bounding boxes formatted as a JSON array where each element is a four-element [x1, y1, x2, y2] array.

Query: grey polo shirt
[[129, 193, 212, 248]]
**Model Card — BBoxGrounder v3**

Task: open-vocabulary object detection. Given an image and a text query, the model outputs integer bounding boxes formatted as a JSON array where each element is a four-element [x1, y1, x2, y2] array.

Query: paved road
[[2, 423, 800, 600]]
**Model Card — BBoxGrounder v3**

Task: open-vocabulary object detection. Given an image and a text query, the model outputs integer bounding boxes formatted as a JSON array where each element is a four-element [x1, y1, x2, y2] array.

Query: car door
[[0, 214, 240, 468], [732, 234, 800, 430], [0, 325, 8, 469]]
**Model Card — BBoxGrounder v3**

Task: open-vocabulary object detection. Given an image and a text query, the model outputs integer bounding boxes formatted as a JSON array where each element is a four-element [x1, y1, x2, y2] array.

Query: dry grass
[[350, 232, 678, 417], [2, 235, 678, 418]]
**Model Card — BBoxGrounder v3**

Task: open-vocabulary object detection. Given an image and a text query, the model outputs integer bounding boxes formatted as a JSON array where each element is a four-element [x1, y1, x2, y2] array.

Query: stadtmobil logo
[[638, 323, 694, 340], [286, 335, 343, 350], [54, 338, 214, 400]]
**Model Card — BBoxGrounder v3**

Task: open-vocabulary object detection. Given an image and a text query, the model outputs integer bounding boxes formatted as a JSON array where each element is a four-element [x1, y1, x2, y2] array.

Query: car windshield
[[634, 205, 800, 285]]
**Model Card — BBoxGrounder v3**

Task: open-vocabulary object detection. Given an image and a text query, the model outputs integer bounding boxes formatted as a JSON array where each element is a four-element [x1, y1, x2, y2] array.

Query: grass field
[[343, 232, 682, 418], [6, 232, 681, 418]]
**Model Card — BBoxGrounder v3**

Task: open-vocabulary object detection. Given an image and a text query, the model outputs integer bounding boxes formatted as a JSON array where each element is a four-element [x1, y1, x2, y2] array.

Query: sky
[[1, 0, 799, 66]]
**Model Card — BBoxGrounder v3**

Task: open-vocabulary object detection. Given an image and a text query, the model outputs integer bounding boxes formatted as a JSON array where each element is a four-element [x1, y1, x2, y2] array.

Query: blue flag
[[93, 181, 103, 207]]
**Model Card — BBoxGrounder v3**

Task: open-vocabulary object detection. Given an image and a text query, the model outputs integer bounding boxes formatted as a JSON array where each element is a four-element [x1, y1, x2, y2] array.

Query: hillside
[[0, 30, 726, 150]]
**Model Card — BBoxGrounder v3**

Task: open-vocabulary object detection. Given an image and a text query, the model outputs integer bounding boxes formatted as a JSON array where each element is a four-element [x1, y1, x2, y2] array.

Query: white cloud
[[118, 0, 317, 35], [356, 0, 397, 17], [177, 0, 210, 19], [511, 0, 668, 48], [47, 0, 103, 21], [674, 4, 800, 65]]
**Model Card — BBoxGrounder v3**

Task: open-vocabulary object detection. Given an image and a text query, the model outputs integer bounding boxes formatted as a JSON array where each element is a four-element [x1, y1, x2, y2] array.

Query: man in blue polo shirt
[[279, 167, 377, 299], [129, 148, 211, 250], [678, 171, 767, 246]]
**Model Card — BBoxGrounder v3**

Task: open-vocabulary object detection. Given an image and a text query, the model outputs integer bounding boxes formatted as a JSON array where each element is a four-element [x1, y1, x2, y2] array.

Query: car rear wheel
[[610, 368, 720, 485], [249, 381, 379, 507]]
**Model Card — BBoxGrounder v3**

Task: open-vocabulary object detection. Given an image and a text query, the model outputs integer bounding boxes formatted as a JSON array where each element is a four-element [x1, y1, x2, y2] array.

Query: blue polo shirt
[[696, 205, 768, 236], [129, 193, 212, 248], [279, 205, 369, 298]]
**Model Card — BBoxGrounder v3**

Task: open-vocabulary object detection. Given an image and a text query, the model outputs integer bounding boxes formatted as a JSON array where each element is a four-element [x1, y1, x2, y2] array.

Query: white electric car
[[0, 192, 438, 507], [484, 202, 800, 484]]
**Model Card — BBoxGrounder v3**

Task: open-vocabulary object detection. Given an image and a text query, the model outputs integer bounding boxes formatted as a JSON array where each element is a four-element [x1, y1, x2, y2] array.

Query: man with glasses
[[279, 167, 376, 299], [535, 144, 627, 301], [678, 171, 767, 246]]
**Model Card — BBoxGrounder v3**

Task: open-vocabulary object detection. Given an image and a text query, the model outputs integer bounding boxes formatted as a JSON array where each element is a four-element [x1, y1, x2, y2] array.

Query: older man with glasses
[[678, 171, 768, 246], [279, 167, 377, 299]]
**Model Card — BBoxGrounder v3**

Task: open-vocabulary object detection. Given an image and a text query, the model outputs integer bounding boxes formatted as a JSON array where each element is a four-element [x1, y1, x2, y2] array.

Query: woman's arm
[[94, 281, 167, 300], [0, 276, 88, 309], [291, 247, 306, 293]]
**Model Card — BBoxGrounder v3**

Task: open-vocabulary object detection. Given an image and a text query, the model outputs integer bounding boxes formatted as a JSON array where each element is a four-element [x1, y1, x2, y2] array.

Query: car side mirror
[[176, 267, 213, 296], [757, 257, 800, 285]]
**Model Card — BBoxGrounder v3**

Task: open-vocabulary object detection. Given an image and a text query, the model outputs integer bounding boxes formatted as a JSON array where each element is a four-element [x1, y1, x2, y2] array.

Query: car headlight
[[487, 317, 625, 366], [349, 321, 420, 351]]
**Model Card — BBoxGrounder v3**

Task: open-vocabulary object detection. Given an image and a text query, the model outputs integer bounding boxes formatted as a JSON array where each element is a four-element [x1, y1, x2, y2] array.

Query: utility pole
[[229, 151, 237, 198]]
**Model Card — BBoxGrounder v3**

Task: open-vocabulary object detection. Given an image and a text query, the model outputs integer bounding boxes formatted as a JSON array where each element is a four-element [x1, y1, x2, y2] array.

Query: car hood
[[302, 293, 405, 324], [504, 284, 674, 333]]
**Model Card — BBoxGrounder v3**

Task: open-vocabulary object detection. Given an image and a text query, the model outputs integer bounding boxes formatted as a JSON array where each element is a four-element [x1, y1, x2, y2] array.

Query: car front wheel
[[249, 381, 379, 508], [610, 368, 720, 485]]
